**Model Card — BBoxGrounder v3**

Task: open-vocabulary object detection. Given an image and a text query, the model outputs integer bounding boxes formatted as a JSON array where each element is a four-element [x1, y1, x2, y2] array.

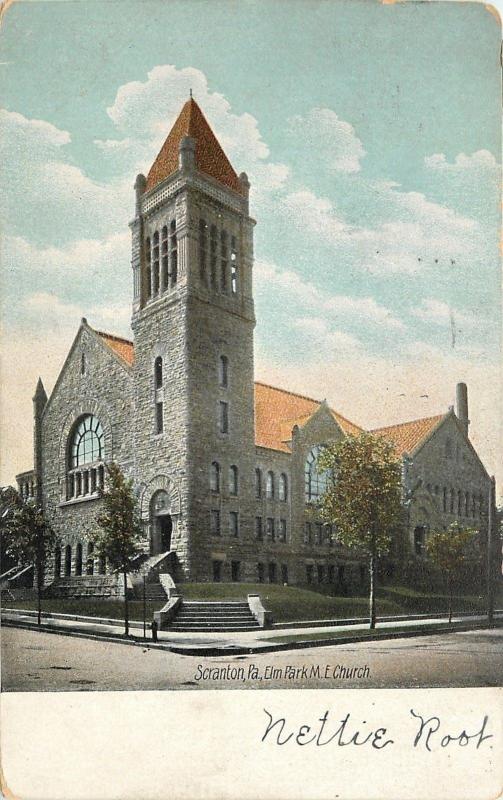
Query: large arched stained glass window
[[304, 445, 329, 502], [70, 415, 105, 468]]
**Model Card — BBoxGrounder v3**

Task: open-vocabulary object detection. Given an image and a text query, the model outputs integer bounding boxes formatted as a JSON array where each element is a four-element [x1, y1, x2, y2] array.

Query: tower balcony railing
[[65, 463, 105, 502]]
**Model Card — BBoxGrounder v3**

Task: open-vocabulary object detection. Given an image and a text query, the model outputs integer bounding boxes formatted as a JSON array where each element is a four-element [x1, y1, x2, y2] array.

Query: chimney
[[455, 382, 469, 436], [178, 136, 196, 172], [134, 173, 146, 217]]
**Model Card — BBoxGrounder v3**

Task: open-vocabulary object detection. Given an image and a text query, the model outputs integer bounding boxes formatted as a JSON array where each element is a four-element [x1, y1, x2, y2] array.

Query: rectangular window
[[229, 511, 239, 537], [268, 562, 277, 583], [219, 401, 229, 434], [317, 564, 324, 584], [212, 560, 222, 582], [266, 517, 275, 541], [210, 509, 221, 536], [257, 563, 264, 583], [231, 560, 240, 582], [255, 516, 263, 540], [155, 401, 163, 434], [231, 235, 238, 294], [326, 524, 333, 547], [279, 519, 287, 542], [315, 523, 323, 545], [306, 564, 313, 584], [281, 564, 288, 584], [220, 230, 228, 292]]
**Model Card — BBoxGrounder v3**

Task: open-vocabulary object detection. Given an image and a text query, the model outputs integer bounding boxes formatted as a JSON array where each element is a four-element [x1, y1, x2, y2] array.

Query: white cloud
[[255, 259, 406, 330], [1, 109, 132, 241], [294, 316, 363, 354], [255, 340, 502, 493], [280, 180, 484, 277], [425, 150, 499, 173], [288, 107, 365, 173], [411, 298, 475, 330], [97, 64, 288, 203], [1, 233, 131, 314]]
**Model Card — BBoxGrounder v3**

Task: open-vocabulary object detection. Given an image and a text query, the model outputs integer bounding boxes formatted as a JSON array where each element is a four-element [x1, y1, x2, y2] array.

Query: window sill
[[59, 493, 101, 508]]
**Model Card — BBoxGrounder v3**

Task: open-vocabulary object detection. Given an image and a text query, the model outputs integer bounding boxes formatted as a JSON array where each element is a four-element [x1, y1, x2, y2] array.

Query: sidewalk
[[3, 607, 502, 656]]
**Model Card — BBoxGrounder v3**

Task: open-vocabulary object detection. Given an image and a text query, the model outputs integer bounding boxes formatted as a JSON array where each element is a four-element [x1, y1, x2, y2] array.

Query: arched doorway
[[150, 490, 173, 555]]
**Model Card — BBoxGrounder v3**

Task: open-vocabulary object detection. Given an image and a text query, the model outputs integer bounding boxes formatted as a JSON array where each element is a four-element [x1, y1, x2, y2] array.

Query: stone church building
[[15, 99, 493, 593]]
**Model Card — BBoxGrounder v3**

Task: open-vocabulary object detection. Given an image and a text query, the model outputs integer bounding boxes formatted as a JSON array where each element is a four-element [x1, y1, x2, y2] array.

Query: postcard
[[0, 0, 501, 798]]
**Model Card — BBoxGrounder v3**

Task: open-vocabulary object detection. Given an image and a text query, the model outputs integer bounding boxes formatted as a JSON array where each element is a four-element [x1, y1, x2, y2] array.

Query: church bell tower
[[130, 98, 256, 581]]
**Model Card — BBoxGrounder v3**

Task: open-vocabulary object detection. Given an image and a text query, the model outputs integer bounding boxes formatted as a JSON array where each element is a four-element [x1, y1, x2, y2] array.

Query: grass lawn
[[4, 582, 500, 625], [379, 585, 494, 615], [2, 599, 163, 622], [182, 582, 403, 622]]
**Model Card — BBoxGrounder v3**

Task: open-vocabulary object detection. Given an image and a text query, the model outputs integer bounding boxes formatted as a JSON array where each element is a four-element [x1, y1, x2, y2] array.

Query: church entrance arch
[[150, 490, 173, 555]]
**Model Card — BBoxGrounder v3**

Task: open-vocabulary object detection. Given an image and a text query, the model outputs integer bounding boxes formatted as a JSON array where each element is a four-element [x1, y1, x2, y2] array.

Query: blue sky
[[0, 0, 501, 494]]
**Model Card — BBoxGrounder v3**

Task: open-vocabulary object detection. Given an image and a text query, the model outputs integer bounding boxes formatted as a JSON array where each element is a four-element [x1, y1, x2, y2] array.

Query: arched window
[[305, 445, 329, 502], [64, 544, 72, 576], [155, 356, 163, 389], [161, 225, 168, 290], [266, 471, 274, 499], [229, 465, 238, 495], [169, 219, 178, 286], [70, 416, 104, 468], [75, 542, 83, 576], [54, 547, 61, 578], [199, 219, 208, 282], [152, 230, 160, 294], [219, 355, 228, 388], [145, 237, 152, 298], [81, 352, 86, 375], [220, 230, 228, 292], [449, 488, 455, 514], [210, 461, 220, 493], [210, 224, 217, 289], [278, 473, 288, 502], [255, 468, 262, 498]]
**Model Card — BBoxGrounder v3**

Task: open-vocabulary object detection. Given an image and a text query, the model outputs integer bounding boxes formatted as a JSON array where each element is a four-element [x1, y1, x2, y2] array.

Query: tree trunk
[[447, 574, 453, 625], [369, 552, 376, 629], [123, 567, 129, 637]]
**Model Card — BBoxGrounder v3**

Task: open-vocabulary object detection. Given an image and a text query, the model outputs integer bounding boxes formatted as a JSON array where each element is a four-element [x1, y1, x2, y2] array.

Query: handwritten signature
[[261, 708, 493, 751]]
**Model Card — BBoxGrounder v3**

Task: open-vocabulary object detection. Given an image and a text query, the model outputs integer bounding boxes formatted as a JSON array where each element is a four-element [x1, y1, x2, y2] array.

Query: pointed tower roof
[[32, 377, 48, 405], [145, 98, 244, 195]]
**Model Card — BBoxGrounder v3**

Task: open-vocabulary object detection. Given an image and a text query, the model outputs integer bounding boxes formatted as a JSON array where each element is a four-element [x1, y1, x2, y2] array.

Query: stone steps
[[169, 600, 260, 632]]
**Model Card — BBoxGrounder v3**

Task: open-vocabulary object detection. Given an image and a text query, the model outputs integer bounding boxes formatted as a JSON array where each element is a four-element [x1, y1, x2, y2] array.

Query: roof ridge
[[94, 328, 133, 346], [254, 380, 321, 405], [371, 413, 445, 433]]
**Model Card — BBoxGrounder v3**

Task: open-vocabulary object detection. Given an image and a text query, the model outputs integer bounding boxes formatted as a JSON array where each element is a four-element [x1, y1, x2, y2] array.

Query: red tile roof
[[254, 382, 362, 452], [95, 330, 134, 367], [371, 415, 445, 457], [92, 328, 443, 456], [145, 98, 244, 195]]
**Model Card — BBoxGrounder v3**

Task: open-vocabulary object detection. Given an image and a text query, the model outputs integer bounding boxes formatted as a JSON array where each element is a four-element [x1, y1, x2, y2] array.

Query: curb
[[3, 614, 501, 658]]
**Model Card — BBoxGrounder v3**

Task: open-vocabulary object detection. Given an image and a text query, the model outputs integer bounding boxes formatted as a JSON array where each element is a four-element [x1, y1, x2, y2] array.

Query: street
[[2, 626, 502, 691]]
